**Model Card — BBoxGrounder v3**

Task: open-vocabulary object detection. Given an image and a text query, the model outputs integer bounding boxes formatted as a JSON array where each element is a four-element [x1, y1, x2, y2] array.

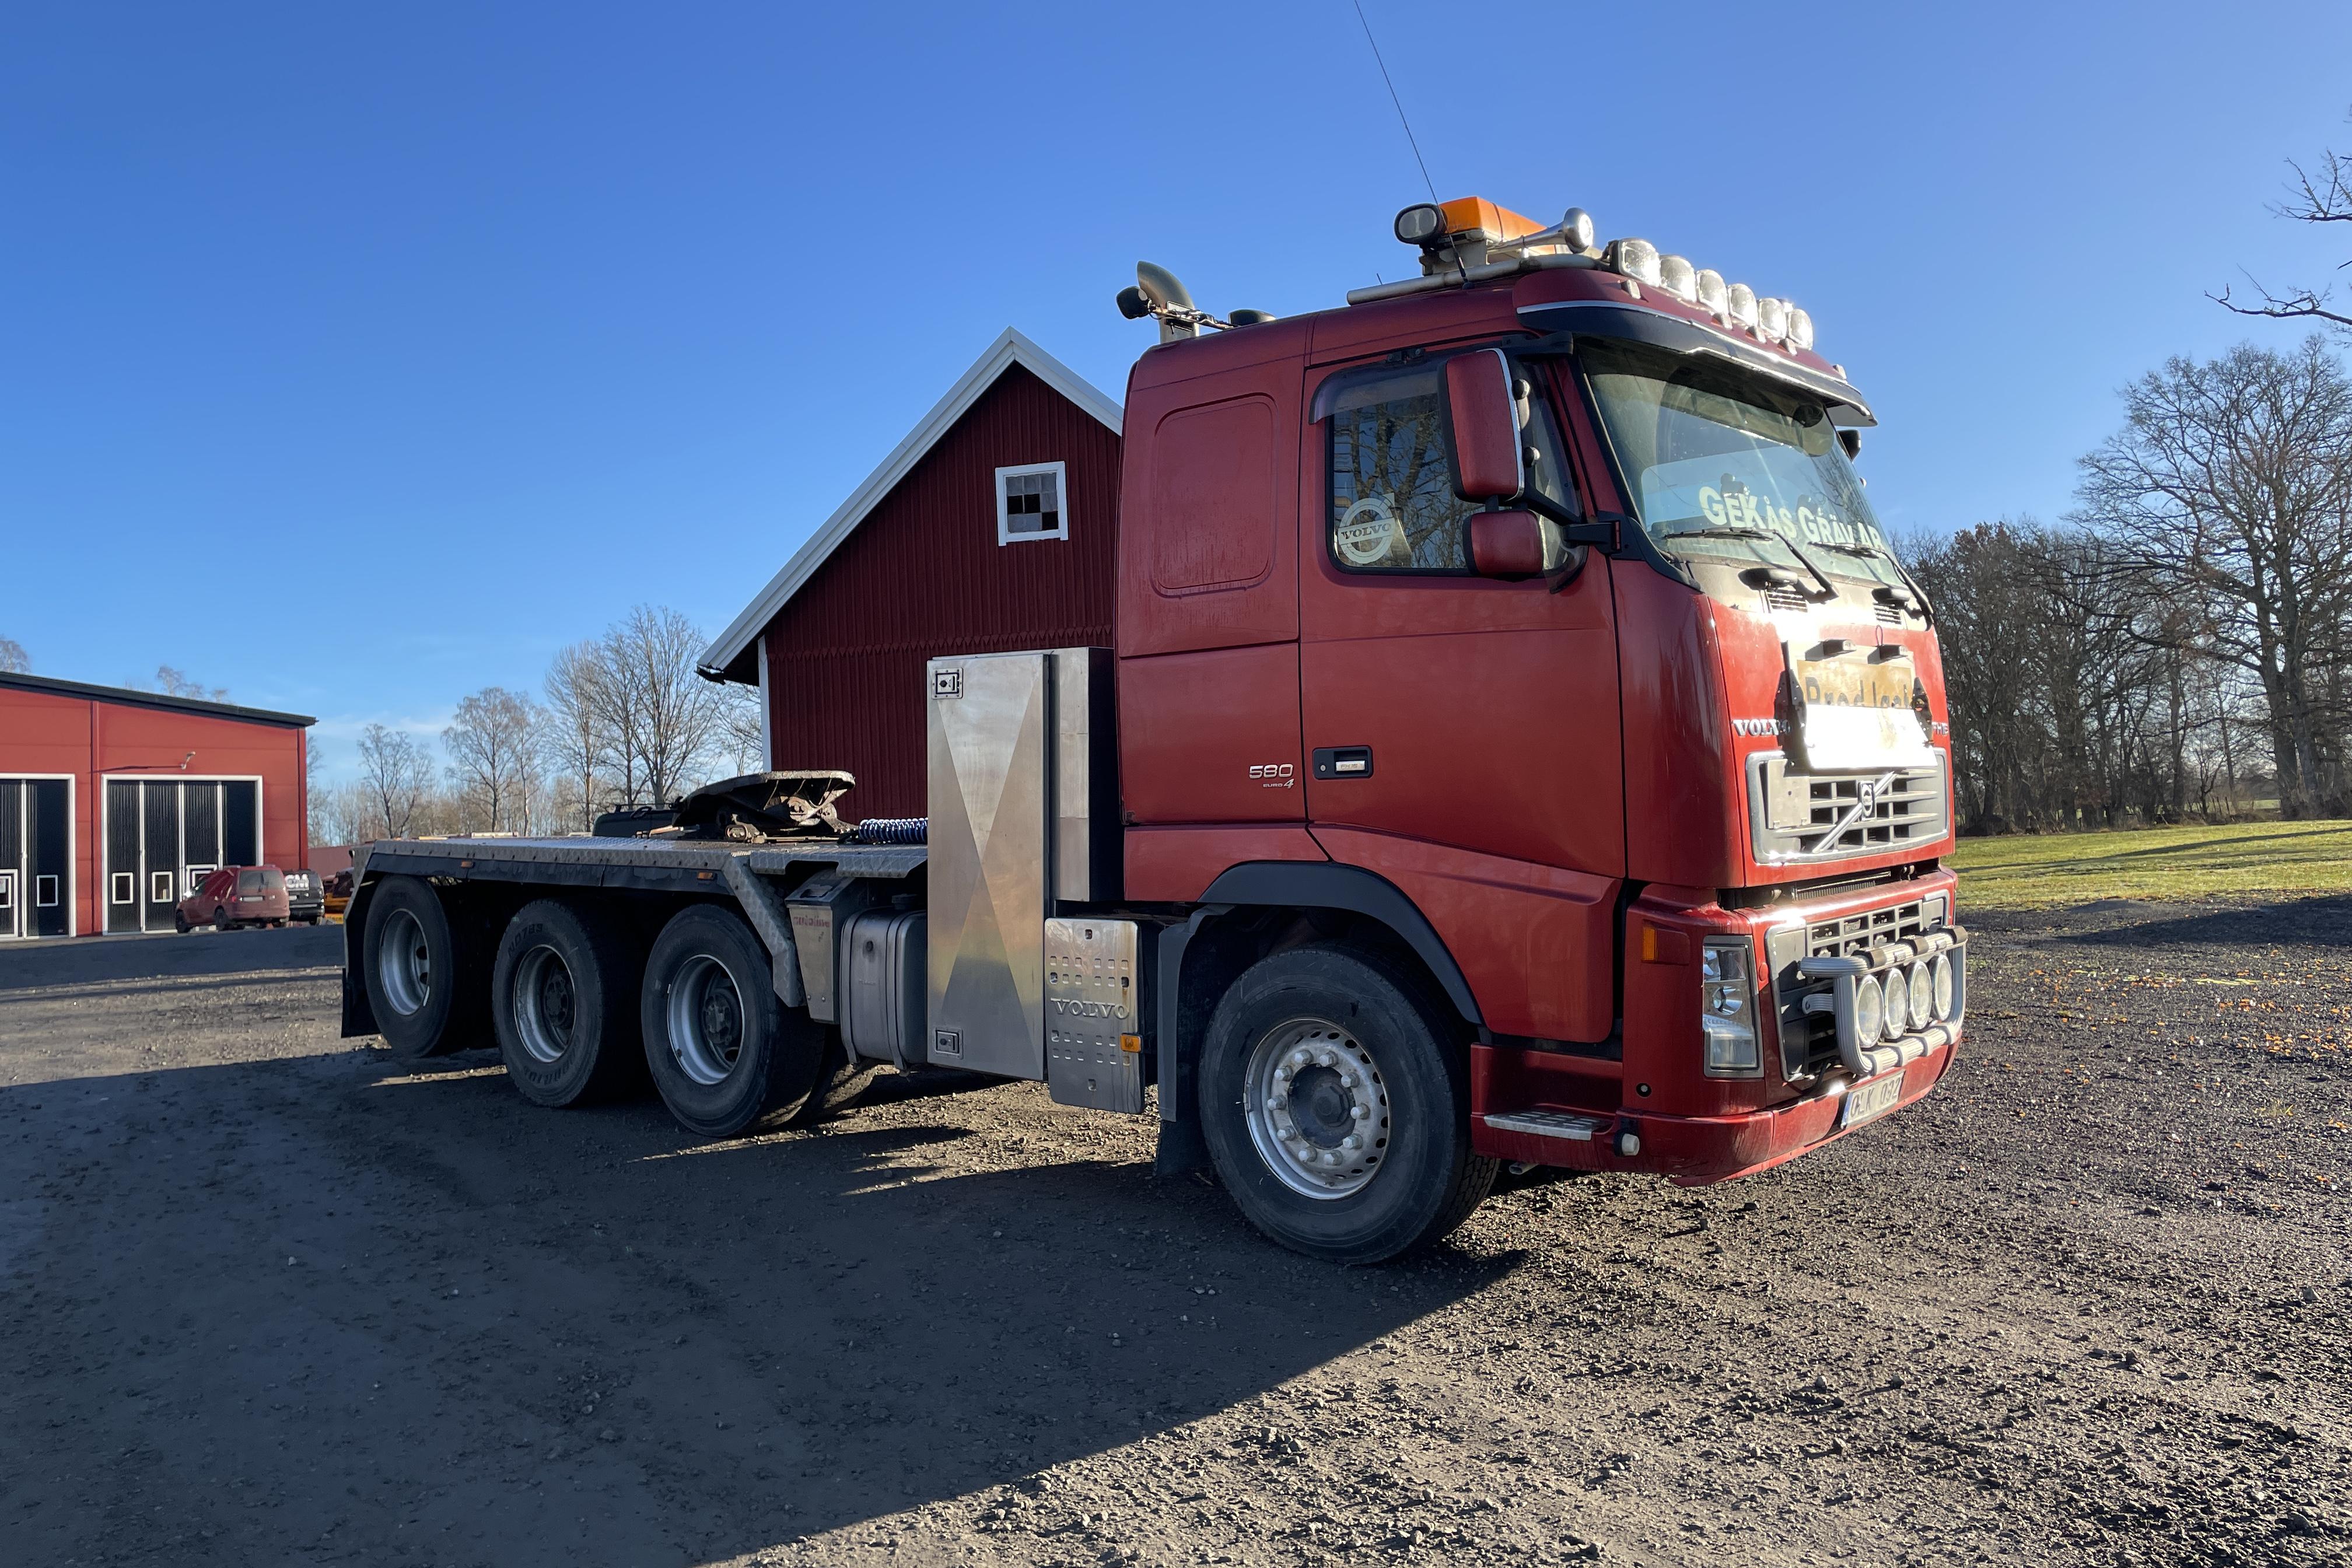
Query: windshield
[[1579, 340, 1905, 589]]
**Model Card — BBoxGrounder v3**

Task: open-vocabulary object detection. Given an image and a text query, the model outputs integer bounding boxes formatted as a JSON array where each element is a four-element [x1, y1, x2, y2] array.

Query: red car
[[176, 865, 290, 932]]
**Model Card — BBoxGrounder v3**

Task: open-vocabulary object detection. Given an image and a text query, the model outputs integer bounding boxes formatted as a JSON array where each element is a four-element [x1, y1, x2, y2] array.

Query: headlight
[[1610, 238, 1663, 288], [1700, 937, 1760, 1077], [1726, 283, 1759, 332], [1930, 953, 1955, 1020], [1756, 296, 1790, 342], [1852, 972, 1884, 1042], [1695, 268, 1728, 320], [1881, 974, 1909, 1041], [1658, 254, 1698, 304], [1906, 962, 1934, 1031], [1787, 307, 1815, 350]]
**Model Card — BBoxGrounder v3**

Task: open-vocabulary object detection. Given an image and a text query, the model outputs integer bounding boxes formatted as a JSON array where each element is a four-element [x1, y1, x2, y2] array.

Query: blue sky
[[4, 2, 2348, 780]]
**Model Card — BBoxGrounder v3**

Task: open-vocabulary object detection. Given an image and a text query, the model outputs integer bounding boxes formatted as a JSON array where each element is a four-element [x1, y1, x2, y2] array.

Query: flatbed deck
[[358, 836, 927, 894]]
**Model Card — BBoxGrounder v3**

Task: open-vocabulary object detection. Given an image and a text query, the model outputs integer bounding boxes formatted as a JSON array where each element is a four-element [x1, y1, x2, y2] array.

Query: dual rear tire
[[489, 900, 645, 1107], [638, 905, 839, 1137]]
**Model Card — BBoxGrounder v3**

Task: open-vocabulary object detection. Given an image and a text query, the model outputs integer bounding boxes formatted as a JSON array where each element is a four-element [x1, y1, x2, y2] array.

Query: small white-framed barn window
[[151, 872, 175, 905], [996, 461, 1068, 545], [37, 875, 60, 908], [111, 872, 136, 904]]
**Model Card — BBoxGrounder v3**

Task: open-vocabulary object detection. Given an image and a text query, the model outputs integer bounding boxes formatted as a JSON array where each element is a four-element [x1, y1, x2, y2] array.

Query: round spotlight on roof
[[1756, 296, 1791, 343], [1726, 282, 1759, 332], [1694, 268, 1728, 320], [1609, 237, 1663, 288], [1658, 254, 1698, 304], [1558, 207, 1597, 253]]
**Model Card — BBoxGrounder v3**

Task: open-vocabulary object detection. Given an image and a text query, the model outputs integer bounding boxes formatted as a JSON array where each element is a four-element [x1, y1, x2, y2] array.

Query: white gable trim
[[699, 327, 1122, 681]]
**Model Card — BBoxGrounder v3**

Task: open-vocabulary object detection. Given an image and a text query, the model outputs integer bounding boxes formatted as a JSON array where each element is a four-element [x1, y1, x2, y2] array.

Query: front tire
[[640, 905, 828, 1138], [491, 899, 645, 1107], [361, 875, 484, 1059], [1197, 946, 1496, 1264]]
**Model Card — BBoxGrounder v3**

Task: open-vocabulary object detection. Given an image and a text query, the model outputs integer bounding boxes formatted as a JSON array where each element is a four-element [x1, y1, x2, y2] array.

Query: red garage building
[[0, 671, 313, 940], [699, 329, 1122, 820]]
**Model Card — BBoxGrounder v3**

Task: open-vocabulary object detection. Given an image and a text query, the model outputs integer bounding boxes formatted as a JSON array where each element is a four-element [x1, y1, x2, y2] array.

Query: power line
[[1350, 0, 1437, 203]]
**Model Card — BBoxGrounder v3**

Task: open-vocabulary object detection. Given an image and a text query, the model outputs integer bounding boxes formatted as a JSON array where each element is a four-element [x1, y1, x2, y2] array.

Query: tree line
[[310, 604, 760, 845], [1909, 337, 2352, 832]]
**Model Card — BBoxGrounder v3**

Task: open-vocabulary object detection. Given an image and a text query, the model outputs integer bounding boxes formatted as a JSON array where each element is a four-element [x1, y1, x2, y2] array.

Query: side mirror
[[1468, 509, 1572, 580], [1441, 349, 1524, 502]]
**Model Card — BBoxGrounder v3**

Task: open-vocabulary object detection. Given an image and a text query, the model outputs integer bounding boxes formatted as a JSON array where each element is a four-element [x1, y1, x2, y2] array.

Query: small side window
[[239, 870, 262, 895], [996, 461, 1068, 545], [1322, 352, 1581, 575]]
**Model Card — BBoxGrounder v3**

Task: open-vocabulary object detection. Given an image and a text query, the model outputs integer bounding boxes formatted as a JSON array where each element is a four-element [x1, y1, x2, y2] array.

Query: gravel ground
[[0, 901, 2346, 1568]]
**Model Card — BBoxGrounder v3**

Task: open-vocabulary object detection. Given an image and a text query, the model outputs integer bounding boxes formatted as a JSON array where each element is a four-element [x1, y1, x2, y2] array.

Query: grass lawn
[[1950, 820, 2352, 909]]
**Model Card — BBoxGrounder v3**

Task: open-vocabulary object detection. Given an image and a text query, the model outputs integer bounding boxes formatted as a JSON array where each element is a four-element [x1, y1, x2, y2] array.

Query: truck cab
[[1115, 197, 1961, 1218]]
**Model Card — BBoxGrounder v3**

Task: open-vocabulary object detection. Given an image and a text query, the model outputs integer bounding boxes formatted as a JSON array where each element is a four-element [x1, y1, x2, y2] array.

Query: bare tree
[[2072, 339, 2352, 818], [355, 723, 436, 839], [542, 640, 612, 832], [153, 666, 228, 701], [306, 737, 328, 848], [2216, 116, 2352, 335], [0, 636, 27, 674], [443, 687, 544, 833], [600, 606, 724, 808], [716, 679, 765, 775]]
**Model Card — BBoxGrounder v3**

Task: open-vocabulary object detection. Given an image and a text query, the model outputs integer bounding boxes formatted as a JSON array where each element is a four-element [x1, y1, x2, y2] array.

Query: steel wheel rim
[[378, 908, 432, 1017], [667, 954, 744, 1086], [512, 944, 577, 1064], [1242, 1016, 1391, 1200]]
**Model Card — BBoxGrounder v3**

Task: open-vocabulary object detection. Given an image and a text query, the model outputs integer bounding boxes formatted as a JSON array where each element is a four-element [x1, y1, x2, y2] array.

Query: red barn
[[700, 329, 1122, 821], [0, 672, 313, 940]]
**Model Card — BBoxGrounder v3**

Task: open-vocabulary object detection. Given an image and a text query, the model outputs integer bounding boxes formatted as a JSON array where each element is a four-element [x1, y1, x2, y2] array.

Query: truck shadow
[[1, 1045, 1517, 1566]]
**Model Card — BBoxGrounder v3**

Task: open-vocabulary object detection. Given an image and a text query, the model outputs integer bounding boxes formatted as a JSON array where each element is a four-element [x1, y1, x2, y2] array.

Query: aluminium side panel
[[925, 652, 1049, 1078], [1052, 646, 1119, 904]]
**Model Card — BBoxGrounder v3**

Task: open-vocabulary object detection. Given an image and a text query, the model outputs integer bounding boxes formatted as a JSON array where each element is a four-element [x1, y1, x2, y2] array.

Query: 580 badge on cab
[[1249, 763, 1297, 789]]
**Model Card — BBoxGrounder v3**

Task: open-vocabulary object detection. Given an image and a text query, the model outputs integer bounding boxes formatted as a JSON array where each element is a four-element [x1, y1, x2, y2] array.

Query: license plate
[[1840, 1071, 1905, 1129]]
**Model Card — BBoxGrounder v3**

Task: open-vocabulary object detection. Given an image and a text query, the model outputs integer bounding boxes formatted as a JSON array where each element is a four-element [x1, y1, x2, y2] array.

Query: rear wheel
[[640, 905, 828, 1138], [1197, 945, 1496, 1264], [214, 905, 235, 932], [361, 875, 483, 1059], [491, 899, 646, 1107]]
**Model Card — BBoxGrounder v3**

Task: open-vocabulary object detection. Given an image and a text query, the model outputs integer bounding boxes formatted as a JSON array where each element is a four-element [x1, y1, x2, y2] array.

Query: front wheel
[[1197, 946, 1496, 1264], [639, 906, 828, 1138]]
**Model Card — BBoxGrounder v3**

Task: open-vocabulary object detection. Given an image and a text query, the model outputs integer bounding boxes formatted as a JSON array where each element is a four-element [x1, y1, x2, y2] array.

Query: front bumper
[[1474, 1031, 1959, 1184]]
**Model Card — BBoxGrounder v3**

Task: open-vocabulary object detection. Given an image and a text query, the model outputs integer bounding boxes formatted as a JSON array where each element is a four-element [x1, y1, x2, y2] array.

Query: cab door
[[1298, 352, 1626, 1042]]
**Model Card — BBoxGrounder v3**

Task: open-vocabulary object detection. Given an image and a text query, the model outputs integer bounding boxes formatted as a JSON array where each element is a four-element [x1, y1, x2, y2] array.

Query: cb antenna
[[1351, 0, 1438, 203]]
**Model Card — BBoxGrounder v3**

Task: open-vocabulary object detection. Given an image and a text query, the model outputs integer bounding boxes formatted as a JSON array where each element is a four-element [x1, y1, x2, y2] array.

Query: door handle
[[1312, 747, 1374, 779]]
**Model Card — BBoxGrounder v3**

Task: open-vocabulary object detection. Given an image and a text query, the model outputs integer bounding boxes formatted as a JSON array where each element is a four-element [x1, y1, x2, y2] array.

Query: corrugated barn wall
[[761, 365, 1121, 820]]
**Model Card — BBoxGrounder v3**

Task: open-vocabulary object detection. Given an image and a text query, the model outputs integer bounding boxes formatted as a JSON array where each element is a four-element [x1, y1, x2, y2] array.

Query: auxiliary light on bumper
[[1795, 927, 1968, 1078]]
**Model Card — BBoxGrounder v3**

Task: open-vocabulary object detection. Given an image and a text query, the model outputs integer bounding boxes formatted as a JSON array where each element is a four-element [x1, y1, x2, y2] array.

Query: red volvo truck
[[342, 197, 1966, 1263]]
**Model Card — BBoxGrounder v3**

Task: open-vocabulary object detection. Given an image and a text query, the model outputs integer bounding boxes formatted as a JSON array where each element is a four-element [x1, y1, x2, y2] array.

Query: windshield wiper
[[1662, 526, 1840, 601], [1808, 537, 1936, 622]]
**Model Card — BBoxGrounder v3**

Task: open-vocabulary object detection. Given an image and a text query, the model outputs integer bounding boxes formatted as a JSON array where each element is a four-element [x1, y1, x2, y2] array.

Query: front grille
[[1761, 586, 1808, 614], [1765, 893, 1948, 1079], [1874, 603, 1903, 625], [1748, 752, 1948, 864]]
